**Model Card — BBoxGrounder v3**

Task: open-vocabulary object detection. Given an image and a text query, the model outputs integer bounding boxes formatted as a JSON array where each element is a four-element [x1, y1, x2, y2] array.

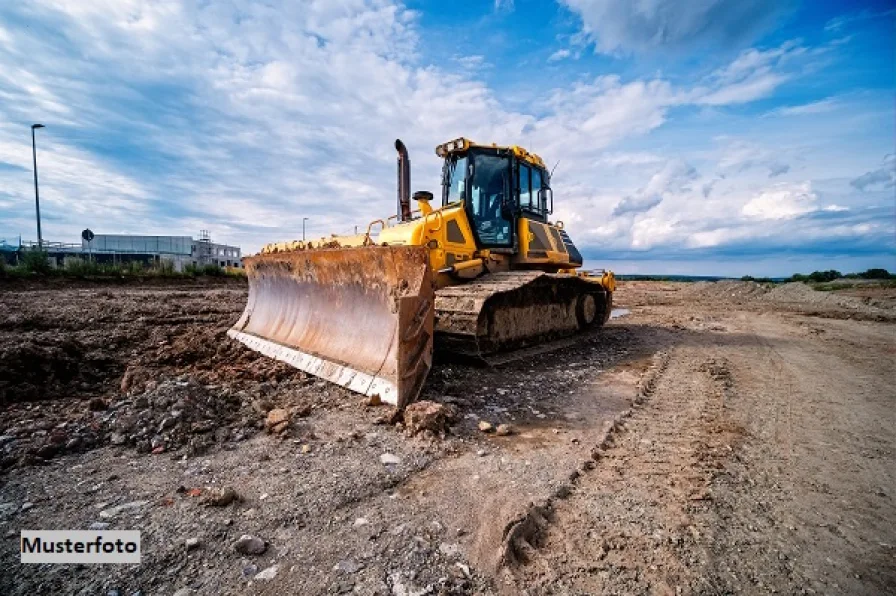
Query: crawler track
[[434, 271, 611, 360]]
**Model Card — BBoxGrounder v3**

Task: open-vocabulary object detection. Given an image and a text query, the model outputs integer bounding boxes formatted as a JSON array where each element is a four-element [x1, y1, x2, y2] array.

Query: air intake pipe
[[395, 139, 411, 222]]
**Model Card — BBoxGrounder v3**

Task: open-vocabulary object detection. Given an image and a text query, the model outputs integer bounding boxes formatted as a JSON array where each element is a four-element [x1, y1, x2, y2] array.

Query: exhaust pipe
[[395, 139, 411, 222]]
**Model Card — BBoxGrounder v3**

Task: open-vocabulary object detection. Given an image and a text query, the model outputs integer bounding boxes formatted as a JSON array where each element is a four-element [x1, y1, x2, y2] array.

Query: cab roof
[[435, 137, 546, 169]]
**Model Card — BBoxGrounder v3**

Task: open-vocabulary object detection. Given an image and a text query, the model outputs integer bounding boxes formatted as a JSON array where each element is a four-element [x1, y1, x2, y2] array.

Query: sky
[[0, 0, 893, 277]]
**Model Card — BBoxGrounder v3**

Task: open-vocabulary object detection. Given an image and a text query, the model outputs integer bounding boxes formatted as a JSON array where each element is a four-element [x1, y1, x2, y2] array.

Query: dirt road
[[1, 279, 893, 594]]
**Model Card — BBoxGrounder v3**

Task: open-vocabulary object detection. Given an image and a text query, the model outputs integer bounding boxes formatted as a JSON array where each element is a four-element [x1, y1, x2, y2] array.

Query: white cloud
[[742, 182, 818, 220], [548, 49, 571, 62], [768, 97, 840, 117], [851, 154, 896, 191], [560, 0, 788, 55]]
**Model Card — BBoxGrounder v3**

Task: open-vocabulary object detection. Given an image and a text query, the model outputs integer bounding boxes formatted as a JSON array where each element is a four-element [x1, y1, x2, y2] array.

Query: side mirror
[[539, 188, 553, 214]]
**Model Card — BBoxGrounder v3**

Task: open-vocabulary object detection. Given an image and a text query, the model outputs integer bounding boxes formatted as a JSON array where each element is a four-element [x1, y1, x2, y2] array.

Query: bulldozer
[[229, 138, 616, 409]]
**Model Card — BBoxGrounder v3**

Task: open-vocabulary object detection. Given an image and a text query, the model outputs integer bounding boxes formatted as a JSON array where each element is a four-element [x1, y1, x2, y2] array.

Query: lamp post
[[31, 124, 45, 249], [303, 217, 309, 242]]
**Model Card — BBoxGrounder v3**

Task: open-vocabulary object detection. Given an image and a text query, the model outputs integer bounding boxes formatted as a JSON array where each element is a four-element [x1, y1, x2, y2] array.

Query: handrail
[[366, 219, 387, 242], [422, 209, 443, 233]]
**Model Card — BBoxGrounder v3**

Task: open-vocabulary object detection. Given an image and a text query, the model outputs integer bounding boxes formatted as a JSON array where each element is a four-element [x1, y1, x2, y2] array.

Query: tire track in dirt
[[503, 346, 744, 595]]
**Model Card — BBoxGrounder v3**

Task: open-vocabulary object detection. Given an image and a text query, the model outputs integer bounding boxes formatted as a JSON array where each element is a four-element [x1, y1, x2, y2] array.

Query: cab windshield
[[469, 153, 512, 246]]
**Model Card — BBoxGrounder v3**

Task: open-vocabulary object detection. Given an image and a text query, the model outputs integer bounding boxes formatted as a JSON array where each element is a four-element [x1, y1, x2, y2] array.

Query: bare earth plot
[[0, 279, 893, 595]]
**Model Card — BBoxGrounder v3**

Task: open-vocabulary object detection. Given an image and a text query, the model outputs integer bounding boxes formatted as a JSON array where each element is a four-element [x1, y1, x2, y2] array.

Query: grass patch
[[812, 280, 896, 292]]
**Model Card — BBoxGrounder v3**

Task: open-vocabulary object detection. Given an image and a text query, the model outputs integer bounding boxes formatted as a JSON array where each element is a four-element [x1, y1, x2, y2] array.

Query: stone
[[233, 534, 267, 556], [403, 401, 455, 436], [110, 433, 127, 446], [88, 398, 108, 412], [477, 420, 494, 433], [36, 444, 57, 459], [88, 522, 110, 530], [21, 502, 33, 511], [255, 565, 279, 580], [380, 453, 401, 466], [265, 409, 289, 434], [201, 487, 240, 507], [99, 500, 148, 519], [495, 424, 513, 436], [185, 537, 200, 551], [172, 590, 190, 596], [353, 517, 369, 527], [335, 559, 362, 573]]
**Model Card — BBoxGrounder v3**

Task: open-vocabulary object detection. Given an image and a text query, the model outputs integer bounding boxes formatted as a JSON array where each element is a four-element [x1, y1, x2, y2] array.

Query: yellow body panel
[[516, 218, 573, 268]]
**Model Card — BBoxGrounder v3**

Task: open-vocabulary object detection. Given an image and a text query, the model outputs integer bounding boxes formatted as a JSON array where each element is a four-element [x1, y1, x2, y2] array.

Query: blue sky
[[0, 0, 893, 276]]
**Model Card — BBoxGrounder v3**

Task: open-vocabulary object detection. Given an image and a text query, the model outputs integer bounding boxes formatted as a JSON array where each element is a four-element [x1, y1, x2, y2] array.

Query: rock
[[36, 444, 57, 459], [476, 449, 487, 457], [380, 453, 401, 466], [233, 534, 267, 556], [300, 444, 312, 454], [478, 420, 494, 433], [65, 437, 83, 451], [335, 559, 362, 573], [21, 502, 34, 511], [353, 517, 369, 527], [265, 409, 289, 434], [255, 565, 279, 580], [88, 398, 108, 412], [185, 537, 200, 551], [99, 500, 148, 519], [365, 394, 382, 407], [201, 487, 240, 507], [495, 424, 513, 436], [172, 589, 191, 596], [150, 435, 165, 450], [110, 433, 127, 446], [294, 404, 312, 418], [403, 401, 455, 436], [242, 564, 258, 577], [88, 522, 110, 530]]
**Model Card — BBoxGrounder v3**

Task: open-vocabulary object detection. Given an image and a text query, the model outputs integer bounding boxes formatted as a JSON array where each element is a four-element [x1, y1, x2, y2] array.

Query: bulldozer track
[[434, 271, 611, 361]]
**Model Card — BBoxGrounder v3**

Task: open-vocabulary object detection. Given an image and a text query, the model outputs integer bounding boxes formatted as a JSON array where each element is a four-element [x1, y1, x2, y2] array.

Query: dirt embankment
[[0, 279, 894, 595]]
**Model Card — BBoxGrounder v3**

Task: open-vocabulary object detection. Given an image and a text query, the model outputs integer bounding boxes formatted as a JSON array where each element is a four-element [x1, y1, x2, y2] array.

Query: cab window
[[444, 156, 468, 205], [470, 154, 512, 247], [531, 168, 543, 212], [518, 164, 531, 208]]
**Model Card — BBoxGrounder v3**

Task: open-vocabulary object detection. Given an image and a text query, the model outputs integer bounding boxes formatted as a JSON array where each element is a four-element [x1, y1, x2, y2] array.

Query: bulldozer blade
[[228, 245, 434, 409]]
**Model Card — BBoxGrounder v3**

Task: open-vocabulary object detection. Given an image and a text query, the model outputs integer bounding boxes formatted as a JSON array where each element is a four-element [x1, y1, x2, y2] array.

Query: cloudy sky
[[0, 0, 893, 276]]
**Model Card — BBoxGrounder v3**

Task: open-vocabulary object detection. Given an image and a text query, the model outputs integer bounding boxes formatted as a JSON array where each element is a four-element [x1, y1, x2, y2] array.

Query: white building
[[80, 233, 242, 271]]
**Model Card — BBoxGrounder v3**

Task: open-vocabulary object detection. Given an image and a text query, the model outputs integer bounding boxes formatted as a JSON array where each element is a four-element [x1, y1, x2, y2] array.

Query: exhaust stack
[[395, 139, 411, 222]]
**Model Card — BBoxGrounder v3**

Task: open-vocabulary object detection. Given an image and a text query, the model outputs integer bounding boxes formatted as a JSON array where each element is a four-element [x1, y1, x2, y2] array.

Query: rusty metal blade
[[229, 245, 434, 408]]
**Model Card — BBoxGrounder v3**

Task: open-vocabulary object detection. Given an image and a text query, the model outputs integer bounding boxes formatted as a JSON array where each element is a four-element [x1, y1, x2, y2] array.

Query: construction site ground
[[1, 278, 894, 595]]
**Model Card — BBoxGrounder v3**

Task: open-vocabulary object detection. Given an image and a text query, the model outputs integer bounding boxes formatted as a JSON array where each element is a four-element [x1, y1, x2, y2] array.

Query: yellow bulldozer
[[229, 138, 616, 408]]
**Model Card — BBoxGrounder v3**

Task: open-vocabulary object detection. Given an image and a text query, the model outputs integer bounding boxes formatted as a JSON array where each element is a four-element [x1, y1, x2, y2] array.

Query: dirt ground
[[0, 278, 893, 595]]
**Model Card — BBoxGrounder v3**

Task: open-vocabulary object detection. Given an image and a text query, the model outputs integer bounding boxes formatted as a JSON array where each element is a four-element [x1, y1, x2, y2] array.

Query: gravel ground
[[1, 278, 894, 594]]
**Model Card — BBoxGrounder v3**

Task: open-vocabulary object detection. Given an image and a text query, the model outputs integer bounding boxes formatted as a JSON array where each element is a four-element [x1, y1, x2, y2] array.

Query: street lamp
[[303, 217, 309, 242], [31, 124, 45, 249]]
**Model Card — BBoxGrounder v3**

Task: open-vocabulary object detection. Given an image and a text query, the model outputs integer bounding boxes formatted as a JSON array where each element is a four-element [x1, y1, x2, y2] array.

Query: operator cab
[[438, 138, 552, 249]]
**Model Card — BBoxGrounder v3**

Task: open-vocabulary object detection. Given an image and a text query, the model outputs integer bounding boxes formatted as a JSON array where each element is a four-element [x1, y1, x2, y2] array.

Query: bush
[[20, 249, 52, 274], [859, 268, 892, 280], [155, 259, 176, 276], [63, 258, 104, 276], [808, 270, 842, 283]]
